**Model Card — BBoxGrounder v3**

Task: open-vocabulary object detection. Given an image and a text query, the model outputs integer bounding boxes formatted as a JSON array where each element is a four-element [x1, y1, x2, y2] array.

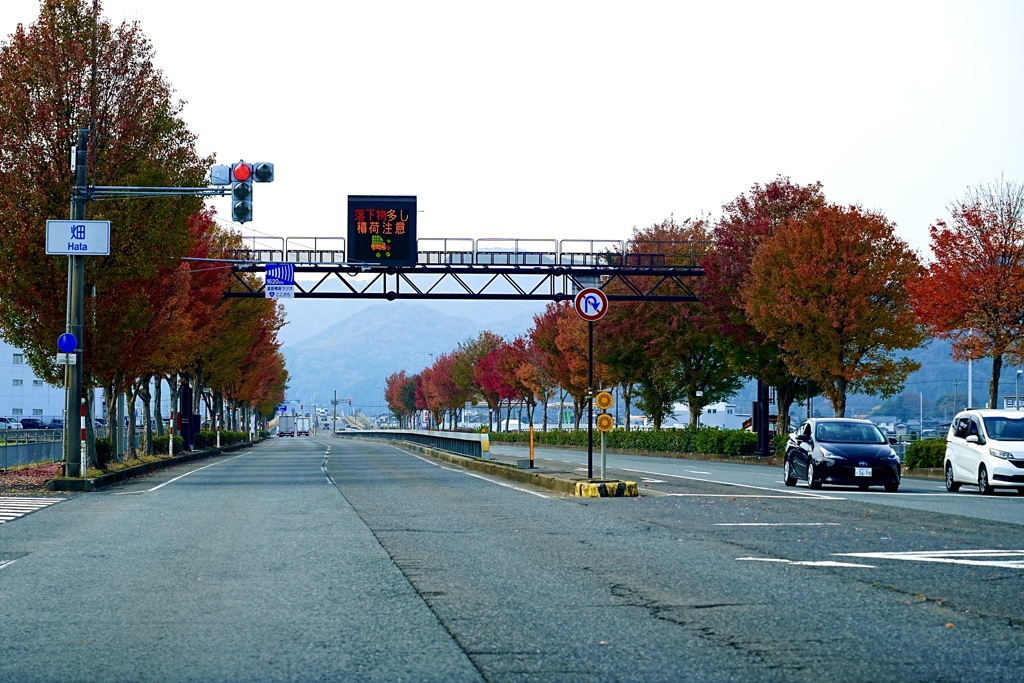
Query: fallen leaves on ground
[[0, 463, 63, 495]]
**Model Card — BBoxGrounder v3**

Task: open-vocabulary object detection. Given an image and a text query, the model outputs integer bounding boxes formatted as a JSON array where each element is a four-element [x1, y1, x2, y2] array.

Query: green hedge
[[152, 434, 186, 455], [903, 439, 946, 469], [194, 429, 252, 449], [488, 427, 760, 456]]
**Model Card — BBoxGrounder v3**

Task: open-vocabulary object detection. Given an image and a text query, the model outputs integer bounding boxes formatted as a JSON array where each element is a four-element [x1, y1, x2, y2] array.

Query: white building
[[665, 401, 747, 430], [0, 338, 67, 423]]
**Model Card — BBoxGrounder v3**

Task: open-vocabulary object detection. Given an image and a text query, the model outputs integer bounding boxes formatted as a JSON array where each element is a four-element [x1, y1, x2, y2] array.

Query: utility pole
[[64, 129, 88, 477]]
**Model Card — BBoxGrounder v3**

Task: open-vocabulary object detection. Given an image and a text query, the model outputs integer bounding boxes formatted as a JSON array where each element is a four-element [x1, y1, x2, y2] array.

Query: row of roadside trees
[[387, 175, 1024, 437], [0, 1, 288, 465]]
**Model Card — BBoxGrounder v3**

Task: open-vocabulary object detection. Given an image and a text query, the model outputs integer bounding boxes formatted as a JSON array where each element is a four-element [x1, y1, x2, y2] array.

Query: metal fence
[[344, 429, 487, 459], [0, 429, 63, 470]]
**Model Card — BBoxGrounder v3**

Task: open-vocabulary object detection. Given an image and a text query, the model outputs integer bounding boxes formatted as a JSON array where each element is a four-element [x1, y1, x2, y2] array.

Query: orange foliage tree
[[744, 204, 924, 417]]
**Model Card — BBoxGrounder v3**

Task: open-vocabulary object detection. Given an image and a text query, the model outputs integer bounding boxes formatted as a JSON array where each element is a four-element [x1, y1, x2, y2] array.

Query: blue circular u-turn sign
[[57, 333, 77, 353]]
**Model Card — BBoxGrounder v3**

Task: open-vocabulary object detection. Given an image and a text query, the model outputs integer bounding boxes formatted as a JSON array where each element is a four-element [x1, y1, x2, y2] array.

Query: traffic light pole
[[64, 129, 88, 477]]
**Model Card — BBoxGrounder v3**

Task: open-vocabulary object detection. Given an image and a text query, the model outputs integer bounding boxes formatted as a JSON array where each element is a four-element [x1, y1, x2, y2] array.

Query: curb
[[574, 480, 639, 497], [47, 440, 261, 492], [389, 440, 638, 497]]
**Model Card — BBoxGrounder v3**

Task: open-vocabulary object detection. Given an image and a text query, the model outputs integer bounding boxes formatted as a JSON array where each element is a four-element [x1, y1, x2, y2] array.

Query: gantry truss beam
[[225, 262, 703, 301]]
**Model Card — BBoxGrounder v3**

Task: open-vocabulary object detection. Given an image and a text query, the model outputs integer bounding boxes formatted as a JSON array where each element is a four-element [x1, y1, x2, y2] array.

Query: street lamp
[[1016, 370, 1021, 410]]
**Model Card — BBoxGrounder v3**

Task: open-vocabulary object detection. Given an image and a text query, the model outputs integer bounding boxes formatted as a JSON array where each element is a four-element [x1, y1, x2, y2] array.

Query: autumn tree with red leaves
[[910, 177, 1024, 409], [744, 204, 924, 417], [700, 176, 826, 434], [601, 217, 739, 429]]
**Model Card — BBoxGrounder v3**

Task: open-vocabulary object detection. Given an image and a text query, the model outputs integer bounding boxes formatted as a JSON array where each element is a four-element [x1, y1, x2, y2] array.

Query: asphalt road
[[2, 437, 1023, 682]]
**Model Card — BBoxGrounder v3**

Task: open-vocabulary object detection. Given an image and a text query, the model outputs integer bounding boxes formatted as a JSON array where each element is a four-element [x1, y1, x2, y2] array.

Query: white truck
[[296, 415, 311, 436], [278, 414, 296, 437]]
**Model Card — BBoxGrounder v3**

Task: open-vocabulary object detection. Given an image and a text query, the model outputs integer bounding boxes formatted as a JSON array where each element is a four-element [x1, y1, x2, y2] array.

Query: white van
[[945, 410, 1024, 494]]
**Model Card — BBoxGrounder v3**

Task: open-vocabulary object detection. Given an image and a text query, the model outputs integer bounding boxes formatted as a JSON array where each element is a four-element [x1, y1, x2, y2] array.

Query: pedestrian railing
[[0, 429, 63, 470]]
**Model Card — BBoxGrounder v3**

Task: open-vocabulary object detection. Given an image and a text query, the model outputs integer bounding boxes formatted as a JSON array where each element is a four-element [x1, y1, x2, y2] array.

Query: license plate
[[855, 467, 872, 477]]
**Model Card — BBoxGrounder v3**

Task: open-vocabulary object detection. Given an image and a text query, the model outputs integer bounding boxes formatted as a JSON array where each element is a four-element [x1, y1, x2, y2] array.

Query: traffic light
[[230, 161, 253, 223], [252, 162, 274, 183]]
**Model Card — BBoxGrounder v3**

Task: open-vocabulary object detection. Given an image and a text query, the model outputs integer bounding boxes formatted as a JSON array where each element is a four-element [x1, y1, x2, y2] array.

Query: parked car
[[945, 409, 1024, 495], [19, 418, 46, 429], [0, 417, 24, 430], [47, 418, 64, 430], [784, 418, 902, 491]]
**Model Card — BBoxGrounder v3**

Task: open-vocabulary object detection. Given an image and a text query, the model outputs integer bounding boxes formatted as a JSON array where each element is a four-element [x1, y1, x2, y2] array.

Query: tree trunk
[[989, 353, 1003, 410], [137, 375, 153, 455], [833, 375, 848, 418], [622, 383, 633, 432], [778, 382, 802, 436], [154, 377, 164, 437], [126, 390, 138, 460]]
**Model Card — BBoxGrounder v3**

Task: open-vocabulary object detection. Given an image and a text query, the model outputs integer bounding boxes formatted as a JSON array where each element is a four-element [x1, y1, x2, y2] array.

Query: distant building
[[0, 338, 66, 422], [667, 401, 747, 430], [867, 415, 899, 433]]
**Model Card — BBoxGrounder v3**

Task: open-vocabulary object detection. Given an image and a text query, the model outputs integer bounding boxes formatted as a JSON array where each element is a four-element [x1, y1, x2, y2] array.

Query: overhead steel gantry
[[225, 236, 707, 302]]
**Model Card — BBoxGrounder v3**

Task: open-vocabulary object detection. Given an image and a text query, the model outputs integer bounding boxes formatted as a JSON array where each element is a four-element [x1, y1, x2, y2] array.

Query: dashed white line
[[716, 522, 840, 526]]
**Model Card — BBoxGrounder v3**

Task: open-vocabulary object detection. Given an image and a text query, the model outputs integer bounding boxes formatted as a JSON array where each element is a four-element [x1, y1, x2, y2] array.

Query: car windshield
[[815, 421, 886, 444], [981, 415, 1024, 441]]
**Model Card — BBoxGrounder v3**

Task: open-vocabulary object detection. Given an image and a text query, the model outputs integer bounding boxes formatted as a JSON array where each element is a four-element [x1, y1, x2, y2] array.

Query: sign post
[[574, 287, 609, 479], [595, 391, 614, 479]]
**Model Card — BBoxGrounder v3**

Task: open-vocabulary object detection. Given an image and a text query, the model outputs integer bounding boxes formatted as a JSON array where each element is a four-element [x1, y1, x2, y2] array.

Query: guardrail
[[1, 429, 63, 470], [339, 429, 488, 459]]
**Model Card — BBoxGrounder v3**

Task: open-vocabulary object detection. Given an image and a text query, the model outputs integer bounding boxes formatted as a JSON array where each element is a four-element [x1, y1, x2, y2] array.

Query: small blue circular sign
[[57, 333, 77, 353]]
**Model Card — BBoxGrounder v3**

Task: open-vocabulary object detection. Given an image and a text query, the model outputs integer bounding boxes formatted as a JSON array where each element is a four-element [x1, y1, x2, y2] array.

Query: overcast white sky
[[2, 0, 1023, 258]]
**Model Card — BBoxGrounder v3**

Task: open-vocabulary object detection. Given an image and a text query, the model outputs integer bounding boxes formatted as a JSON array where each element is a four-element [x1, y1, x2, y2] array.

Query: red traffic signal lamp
[[227, 160, 273, 223], [230, 161, 253, 223]]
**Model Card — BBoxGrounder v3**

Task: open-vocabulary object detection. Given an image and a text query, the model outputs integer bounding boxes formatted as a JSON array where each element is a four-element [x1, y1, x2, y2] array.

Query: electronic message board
[[347, 195, 417, 266]]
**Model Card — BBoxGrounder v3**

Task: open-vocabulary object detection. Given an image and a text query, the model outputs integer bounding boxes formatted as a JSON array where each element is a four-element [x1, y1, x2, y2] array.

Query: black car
[[20, 417, 47, 429], [785, 418, 902, 492]]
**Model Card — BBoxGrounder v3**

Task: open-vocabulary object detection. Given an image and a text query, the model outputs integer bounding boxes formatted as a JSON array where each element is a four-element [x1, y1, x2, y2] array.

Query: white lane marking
[[716, 522, 840, 526], [737, 557, 875, 568], [640, 478, 666, 483], [401, 449, 550, 499], [0, 496, 64, 523], [663, 494, 846, 500], [685, 470, 712, 475], [113, 453, 247, 494], [0, 560, 18, 571], [836, 549, 1024, 569], [617, 466, 844, 499]]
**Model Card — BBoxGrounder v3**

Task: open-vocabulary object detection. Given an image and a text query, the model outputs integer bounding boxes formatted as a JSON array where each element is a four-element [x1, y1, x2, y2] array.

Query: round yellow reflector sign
[[596, 413, 615, 432], [595, 391, 614, 411]]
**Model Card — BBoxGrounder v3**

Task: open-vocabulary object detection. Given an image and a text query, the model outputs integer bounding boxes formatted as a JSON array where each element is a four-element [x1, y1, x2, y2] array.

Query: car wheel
[[807, 461, 822, 489], [978, 465, 994, 495], [783, 459, 797, 487], [858, 484, 870, 490], [884, 482, 899, 492], [945, 462, 960, 492]]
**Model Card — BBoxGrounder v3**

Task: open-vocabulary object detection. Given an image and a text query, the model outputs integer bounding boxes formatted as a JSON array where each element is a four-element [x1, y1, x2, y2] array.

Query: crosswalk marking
[[0, 496, 64, 523]]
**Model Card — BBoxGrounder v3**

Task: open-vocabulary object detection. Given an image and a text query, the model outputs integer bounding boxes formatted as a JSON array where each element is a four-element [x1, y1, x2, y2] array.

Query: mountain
[[277, 296, 1020, 419], [278, 299, 545, 416]]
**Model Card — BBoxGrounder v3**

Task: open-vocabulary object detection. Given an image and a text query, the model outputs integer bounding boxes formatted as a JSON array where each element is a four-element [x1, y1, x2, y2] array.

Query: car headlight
[[889, 449, 900, 460], [989, 447, 1014, 460], [819, 447, 843, 460]]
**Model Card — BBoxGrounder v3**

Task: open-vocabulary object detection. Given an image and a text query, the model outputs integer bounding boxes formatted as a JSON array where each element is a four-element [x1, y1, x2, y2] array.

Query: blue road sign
[[57, 333, 77, 353], [265, 264, 295, 286]]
